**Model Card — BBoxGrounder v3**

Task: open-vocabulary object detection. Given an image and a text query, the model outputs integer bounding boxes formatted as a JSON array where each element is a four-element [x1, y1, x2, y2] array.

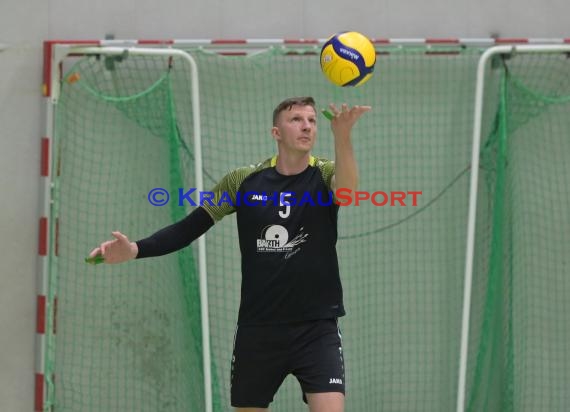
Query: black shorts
[[230, 318, 345, 408]]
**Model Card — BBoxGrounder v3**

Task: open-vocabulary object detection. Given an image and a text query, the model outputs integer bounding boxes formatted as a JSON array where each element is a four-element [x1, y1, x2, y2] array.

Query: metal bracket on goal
[[102, 33, 129, 71]]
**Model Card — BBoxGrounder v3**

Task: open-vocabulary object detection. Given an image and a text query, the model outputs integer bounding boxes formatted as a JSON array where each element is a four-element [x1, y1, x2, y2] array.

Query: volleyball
[[320, 31, 376, 87]]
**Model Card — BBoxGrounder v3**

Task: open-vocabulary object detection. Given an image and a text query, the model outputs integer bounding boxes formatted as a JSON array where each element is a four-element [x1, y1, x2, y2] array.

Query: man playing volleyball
[[89, 96, 370, 412]]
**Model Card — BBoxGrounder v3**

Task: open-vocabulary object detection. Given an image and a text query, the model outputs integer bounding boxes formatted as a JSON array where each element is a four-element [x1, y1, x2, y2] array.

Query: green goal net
[[466, 52, 570, 412], [45, 44, 570, 412], [49, 54, 207, 411]]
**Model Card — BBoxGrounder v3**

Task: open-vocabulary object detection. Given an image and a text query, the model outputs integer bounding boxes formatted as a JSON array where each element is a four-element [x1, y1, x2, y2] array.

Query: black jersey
[[202, 155, 344, 325]]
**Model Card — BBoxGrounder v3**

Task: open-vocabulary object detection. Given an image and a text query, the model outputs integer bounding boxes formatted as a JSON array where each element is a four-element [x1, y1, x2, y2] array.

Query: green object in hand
[[321, 109, 334, 121], [85, 255, 105, 265]]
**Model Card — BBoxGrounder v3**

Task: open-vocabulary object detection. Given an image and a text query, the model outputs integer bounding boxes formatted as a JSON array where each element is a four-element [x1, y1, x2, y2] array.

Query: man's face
[[272, 105, 317, 154]]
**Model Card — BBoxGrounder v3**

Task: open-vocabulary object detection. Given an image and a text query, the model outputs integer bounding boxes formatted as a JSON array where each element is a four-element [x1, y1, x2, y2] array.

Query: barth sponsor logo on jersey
[[257, 224, 308, 258]]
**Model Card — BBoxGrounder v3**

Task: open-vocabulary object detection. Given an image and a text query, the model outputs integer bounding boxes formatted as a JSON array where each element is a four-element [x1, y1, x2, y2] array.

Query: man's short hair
[[272, 97, 316, 125]]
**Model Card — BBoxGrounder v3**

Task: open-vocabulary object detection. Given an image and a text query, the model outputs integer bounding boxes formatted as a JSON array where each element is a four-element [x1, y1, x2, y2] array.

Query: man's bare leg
[[306, 392, 344, 412]]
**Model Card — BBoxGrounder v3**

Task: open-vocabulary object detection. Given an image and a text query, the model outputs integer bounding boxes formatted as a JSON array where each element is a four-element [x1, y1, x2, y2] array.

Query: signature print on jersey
[[257, 224, 308, 258]]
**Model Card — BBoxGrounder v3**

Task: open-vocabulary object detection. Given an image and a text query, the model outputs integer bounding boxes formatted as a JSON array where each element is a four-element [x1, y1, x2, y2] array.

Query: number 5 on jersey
[[279, 192, 292, 218]]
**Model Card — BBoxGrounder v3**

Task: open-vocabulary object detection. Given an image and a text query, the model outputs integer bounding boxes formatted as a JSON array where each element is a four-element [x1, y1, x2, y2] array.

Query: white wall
[[0, 0, 568, 410]]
